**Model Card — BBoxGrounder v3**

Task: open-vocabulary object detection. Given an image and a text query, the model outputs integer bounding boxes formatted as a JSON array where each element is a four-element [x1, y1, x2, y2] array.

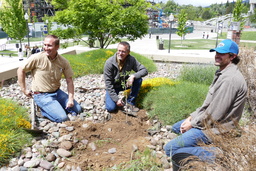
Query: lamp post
[[46, 19, 49, 34], [24, 13, 30, 47], [215, 18, 220, 47], [168, 13, 174, 53]]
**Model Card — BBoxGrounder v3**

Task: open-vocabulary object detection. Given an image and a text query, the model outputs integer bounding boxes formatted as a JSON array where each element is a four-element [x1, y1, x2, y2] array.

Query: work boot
[[122, 104, 139, 117]]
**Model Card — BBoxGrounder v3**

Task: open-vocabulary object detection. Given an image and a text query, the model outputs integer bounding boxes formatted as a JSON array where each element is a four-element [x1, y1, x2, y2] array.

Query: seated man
[[164, 39, 247, 170], [17, 35, 82, 123], [104, 41, 148, 116]]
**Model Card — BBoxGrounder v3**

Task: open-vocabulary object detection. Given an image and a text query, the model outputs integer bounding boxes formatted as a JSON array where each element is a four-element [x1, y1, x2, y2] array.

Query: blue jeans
[[105, 78, 142, 112], [164, 119, 216, 162], [33, 89, 82, 123]]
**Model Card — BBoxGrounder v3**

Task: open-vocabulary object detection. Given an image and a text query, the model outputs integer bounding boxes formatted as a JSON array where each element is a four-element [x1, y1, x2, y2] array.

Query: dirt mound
[[61, 110, 152, 170]]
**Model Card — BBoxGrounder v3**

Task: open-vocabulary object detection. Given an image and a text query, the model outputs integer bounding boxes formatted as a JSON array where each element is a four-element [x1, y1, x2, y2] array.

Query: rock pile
[[0, 63, 183, 171]]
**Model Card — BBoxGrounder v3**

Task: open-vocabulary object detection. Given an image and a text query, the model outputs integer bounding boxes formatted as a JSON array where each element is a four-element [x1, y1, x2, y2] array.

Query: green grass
[[110, 148, 162, 171], [141, 64, 215, 125], [0, 50, 17, 57], [63, 49, 157, 78], [162, 31, 256, 50], [143, 82, 209, 125], [164, 39, 217, 50], [163, 38, 256, 50]]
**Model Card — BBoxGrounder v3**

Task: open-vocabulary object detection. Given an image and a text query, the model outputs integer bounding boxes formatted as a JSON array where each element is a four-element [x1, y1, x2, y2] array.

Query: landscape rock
[[56, 148, 72, 157]]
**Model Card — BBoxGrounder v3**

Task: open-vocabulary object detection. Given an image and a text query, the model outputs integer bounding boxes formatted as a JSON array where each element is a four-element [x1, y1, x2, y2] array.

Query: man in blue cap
[[164, 39, 247, 170]]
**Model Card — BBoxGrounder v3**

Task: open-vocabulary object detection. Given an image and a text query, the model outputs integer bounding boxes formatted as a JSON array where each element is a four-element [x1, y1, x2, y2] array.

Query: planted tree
[[51, 0, 151, 48], [0, 0, 27, 49], [233, 0, 246, 30], [176, 9, 188, 47]]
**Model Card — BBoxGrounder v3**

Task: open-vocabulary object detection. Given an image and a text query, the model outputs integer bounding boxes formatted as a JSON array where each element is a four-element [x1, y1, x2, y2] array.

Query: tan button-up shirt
[[22, 52, 73, 92]]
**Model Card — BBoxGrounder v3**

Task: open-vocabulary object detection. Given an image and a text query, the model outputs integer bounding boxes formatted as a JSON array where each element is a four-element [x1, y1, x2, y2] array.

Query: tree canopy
[[0, 0, 27, 48], [51, 0, 151, 48], [176, 9, 188, 46]]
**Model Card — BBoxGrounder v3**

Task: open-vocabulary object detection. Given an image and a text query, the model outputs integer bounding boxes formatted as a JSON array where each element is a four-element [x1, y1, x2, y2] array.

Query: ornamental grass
[[124, 77, 177, 109], [0, 98, 33, 167]]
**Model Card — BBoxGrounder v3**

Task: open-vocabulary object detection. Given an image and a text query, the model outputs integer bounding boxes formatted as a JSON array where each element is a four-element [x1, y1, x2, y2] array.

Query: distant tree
[[0, 0, 27, 49], [182, 5, 198, 20], [176, 9, 188, 46], [225, 0, 230, 8], [51, 0, 151, 49], [163, 0, 178, 14], [202, 8, 212, 20]]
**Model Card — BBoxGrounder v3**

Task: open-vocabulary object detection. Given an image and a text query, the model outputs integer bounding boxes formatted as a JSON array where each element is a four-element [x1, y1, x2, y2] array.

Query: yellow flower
[[105, 50, 114, 56], [124, 77, 177, 108]]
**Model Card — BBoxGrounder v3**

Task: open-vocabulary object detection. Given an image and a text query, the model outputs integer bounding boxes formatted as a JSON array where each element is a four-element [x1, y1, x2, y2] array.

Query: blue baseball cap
[[210, 39, 239, 55]]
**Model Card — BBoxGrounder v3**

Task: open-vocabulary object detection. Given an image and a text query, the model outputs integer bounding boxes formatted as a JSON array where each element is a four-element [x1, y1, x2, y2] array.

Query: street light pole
[[24, 13, 30, 47], [168, 13, 174, 53]]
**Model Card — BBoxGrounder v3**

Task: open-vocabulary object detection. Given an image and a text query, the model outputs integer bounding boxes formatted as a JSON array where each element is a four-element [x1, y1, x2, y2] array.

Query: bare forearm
[[17, 67, 32, 97], [17, 67, 27, 93], [66, 77, 75, 108]]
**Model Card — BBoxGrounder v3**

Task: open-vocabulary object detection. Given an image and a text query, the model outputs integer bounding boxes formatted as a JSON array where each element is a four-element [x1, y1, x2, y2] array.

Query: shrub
[[0, 98, 32, 166], [237, 47, 256, 117], [182, 123, 256, 171], [179, 64, 217, 85]]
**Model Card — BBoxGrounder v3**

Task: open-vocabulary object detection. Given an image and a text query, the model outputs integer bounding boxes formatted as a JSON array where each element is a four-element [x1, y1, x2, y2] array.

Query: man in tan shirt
[[17, 35, 82, 123]]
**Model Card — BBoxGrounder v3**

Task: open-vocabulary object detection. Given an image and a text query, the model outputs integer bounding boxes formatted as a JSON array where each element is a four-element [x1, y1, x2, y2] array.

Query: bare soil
[[60, 110, 152, 170]]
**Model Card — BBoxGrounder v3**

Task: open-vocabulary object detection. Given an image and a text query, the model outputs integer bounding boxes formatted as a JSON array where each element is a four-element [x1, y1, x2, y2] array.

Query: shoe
[[122, 104, 139, 117]]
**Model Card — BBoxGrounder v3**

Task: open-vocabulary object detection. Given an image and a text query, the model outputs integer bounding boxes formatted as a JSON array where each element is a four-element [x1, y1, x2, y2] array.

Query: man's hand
[[23, 90, 33, 98], [180, 116, 192, 133], [66, 99, 74, 109], [126, 75, 135, 87], [116, 99, 124, 107]]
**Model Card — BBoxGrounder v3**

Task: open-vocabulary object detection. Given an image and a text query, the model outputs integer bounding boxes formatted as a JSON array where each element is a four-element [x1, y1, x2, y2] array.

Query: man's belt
[[33, 89, 59, 94]]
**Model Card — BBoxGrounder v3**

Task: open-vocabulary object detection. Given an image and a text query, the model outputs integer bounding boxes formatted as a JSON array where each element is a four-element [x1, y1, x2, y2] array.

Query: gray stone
[[23, 159, 40, 168], [65, 126, 75, 132], [57, 148, 72, 157], [57, 162, 65, 168], [25, 151, 32, 159], [108, 148, 117, 154], [40, 160, 53, 170], [81, 139, 89, 145], [60, 141, 73, 150], [46, 153, 56, 162], [88, 142, 97, 151]]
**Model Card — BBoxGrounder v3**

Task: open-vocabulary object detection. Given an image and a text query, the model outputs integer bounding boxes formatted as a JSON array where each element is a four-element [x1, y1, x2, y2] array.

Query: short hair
[[45, 35, 60, 46], [118, 41, 130, 51], [229, 53, 240, 64]]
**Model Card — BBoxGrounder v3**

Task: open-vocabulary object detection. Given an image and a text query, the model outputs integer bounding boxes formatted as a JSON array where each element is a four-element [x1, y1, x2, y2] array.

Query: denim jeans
[[105, 78, 142, 112], [164, 119, 216, 162], [33, 89, 82, 123]]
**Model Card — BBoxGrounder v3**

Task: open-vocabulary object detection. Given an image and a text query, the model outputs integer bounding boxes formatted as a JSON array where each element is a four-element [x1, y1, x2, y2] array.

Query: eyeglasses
[[117, 50, 128, 54]]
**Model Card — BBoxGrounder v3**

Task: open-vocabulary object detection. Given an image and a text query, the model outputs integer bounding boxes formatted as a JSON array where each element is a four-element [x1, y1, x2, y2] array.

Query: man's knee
[[55, 114, 69, 123], [106, 105, 117, 113]]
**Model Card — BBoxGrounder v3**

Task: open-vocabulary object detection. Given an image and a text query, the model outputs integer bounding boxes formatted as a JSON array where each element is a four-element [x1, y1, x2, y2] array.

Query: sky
[[161, 0, 235, 7]]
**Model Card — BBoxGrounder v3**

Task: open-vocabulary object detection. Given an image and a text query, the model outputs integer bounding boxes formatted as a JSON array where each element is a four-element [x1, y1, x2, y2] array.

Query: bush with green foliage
[[0, 98, 32, 166]]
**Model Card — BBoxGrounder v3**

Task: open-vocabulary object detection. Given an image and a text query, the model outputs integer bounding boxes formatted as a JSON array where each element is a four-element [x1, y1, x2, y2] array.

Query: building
[[23, 0, 55, 22], [250, 0, 256, 13]]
